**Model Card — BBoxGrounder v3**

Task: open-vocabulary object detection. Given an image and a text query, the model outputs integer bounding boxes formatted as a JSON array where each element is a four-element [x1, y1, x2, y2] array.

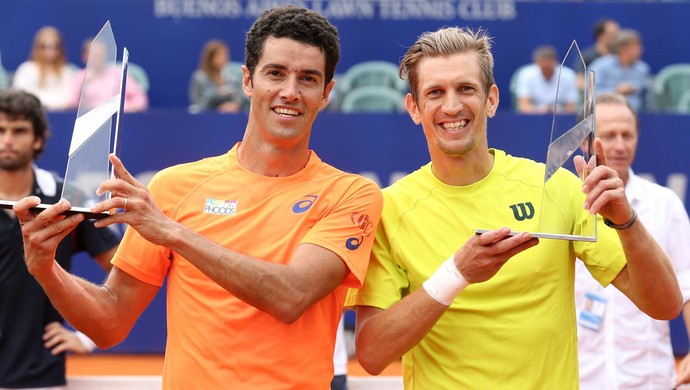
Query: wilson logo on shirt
[[345, 212, 375, 250], [292, 195, 318, 213], [510, 202, 535, 221], [204, 198, 237, 215]]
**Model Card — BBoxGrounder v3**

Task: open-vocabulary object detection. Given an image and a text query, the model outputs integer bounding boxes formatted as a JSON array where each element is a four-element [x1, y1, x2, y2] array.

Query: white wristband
[[74, 330, 97, 353], [422, 256, 469, 306]]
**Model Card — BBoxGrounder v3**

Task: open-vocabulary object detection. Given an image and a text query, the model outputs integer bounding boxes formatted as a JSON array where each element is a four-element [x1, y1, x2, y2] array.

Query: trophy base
[[475, 229, 596, 242], [0, 200, 110, 220]]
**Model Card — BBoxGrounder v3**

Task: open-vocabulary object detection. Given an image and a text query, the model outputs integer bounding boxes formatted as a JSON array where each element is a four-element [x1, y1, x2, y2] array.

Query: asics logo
[[292, 195, 318, 213], [346, 212, 375, 250]]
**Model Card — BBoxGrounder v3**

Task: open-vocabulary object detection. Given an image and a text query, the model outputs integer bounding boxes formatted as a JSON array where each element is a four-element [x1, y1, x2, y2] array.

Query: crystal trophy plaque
[[477, 40, 597, 241], [0, 21, 127, 219]]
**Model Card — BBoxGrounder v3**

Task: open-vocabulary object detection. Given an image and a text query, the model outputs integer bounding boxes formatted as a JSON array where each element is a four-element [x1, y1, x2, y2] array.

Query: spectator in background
[[69, 37, 148, 113], [188, 39, 242, 113], [0, 89, 120, 389], [575, 92, 690, 389], [574, 18, 620, 90], [516, 45, 578, 114], [590, 29, 650, 112], [12, 26, 75, 111]]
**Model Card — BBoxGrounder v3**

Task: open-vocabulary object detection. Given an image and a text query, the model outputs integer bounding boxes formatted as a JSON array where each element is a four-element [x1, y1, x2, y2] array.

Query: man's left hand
[[574, 138, 634, 225]]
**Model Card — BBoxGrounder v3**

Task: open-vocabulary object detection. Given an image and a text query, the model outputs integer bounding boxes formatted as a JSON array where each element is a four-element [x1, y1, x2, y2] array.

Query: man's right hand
[[456, 228, 539, 284], [90, 154, 174, 247]]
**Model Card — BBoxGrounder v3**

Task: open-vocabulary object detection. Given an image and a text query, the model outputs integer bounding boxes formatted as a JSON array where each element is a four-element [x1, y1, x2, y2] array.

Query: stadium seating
[[335, 61, 408, 112], [339, 85, 406, 113], [652, 63, 690, 113], [338, 61, 406, 95]]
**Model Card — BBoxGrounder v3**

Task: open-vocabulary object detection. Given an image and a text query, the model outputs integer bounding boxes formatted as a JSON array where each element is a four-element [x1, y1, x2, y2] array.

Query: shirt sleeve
[[576, 216, 627, 287], [302, 176, 383, 289], [515, 66, 532, 98], [345, 192, 410, 310], [11, 62, 37, 91]]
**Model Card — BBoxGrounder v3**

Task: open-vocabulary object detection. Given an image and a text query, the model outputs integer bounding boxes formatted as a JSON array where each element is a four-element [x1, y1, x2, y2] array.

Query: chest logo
[[510, 202, 534, 221], [204, 199, 237, 215], [292, 195, 318, 214]]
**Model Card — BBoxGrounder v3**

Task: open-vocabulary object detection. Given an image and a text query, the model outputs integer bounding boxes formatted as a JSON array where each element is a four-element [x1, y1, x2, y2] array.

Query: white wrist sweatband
[[75, 330, 97, 353], [422, 256, 469, 306]]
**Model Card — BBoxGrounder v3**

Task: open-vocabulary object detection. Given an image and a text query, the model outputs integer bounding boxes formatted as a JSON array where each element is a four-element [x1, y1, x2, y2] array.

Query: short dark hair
[[592, 18, 615, 40], [244, 5, 340, 87], [0, 89, 50, 159]]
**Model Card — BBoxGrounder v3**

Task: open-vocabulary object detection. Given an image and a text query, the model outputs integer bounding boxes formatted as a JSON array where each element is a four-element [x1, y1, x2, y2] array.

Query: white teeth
[[443, 120, 467, 129], [274, 107, 299, 116]]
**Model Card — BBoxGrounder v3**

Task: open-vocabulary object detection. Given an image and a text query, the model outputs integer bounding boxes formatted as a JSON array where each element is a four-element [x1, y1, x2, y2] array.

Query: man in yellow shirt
[[346, 26, 680, 389], [13, 5, 382, 389]]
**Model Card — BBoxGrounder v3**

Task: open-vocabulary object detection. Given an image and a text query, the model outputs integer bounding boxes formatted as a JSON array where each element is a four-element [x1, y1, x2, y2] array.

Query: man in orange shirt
[[13, 5, 383, 389]]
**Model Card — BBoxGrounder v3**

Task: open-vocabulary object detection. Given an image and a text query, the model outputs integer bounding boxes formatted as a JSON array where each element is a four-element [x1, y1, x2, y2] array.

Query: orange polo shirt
[[112, 144, 382, 389]]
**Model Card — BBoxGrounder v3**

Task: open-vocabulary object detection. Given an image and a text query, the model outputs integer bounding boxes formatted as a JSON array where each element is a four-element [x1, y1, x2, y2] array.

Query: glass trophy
[[477, 40, 597, 241], [0, 21, 127, 219]]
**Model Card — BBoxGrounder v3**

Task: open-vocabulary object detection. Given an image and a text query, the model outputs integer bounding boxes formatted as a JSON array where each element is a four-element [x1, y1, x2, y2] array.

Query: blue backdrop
[[2, 1, 690, 108], [38, 110, 690, 354]]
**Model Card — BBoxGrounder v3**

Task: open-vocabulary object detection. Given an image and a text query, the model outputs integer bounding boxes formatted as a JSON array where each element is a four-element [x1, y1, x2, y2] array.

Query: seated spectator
[[573, 18, 620, 90], [188, 39, 242, 113], [12, 26, 75, 111], [70, 37, 148, 113], [589, 29, 650, 112], [516, 45, 578, 114]]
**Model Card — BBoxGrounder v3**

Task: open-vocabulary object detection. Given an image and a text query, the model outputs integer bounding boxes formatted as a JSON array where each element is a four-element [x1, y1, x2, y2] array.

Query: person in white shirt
[[12, 26, 75, 111], [575, 92, 690, 389], [515, 45, 579, 114]]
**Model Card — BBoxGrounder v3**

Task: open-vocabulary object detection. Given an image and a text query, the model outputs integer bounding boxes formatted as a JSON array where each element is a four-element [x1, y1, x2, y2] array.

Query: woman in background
[[13, 26, 75, 111], [188, 39, 242, 113]]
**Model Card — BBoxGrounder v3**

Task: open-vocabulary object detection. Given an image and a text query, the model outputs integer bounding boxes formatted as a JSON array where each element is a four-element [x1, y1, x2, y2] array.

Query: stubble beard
[[0, 151, 34, 172], [437, 134, 476, 158]]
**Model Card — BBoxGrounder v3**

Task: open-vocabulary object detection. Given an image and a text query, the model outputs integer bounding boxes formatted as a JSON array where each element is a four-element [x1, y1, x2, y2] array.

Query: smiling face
[[406, 52, 498, 161], [242, 36, 333, 150]]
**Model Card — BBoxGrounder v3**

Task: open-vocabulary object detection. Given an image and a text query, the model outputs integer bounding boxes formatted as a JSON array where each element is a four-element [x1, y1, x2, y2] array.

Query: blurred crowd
[[1, 19, 689, 115]]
